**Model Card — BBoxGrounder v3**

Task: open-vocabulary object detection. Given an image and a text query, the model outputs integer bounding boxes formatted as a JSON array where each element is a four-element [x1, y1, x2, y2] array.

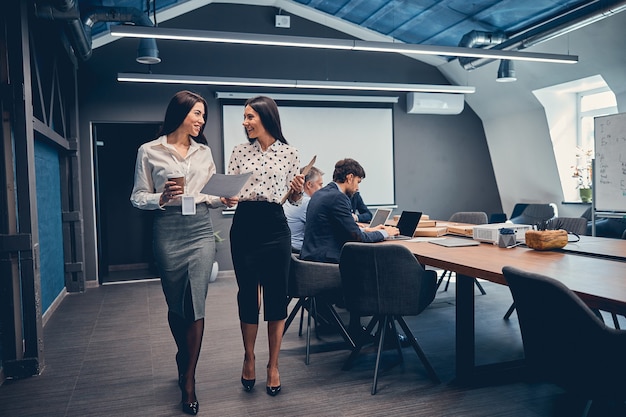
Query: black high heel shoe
[[181, 401, 199, 415], [241, 355, 255, 392], [266, 365, 281, 396], [180, 376, 199, 415], [241, 376, 256, 392], [266, 385, 281, 396]]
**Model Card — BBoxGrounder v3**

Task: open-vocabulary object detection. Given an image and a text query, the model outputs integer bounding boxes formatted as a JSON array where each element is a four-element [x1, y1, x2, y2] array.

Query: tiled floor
[[0, 272, 624, 416]]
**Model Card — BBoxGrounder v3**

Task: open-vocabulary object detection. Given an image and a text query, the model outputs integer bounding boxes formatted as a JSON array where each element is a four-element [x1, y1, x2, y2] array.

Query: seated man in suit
[[301, 158, 398, 263], [284, 166, 324, 253], [350, 191, 373, 223], [301, 158, 400, 339]]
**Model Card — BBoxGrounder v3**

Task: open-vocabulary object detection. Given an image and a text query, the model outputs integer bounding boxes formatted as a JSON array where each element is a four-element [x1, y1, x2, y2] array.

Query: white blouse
[[130, 135, 223, 210], [227, 140, 300, 204]]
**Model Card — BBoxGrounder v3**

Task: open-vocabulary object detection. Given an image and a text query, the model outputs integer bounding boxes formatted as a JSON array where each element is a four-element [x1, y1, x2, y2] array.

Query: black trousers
[[230, 201, 291, 324]]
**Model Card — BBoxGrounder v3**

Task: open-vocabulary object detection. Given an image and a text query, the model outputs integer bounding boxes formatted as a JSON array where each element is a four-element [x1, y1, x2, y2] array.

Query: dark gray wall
[[77, 4, 501, 279]]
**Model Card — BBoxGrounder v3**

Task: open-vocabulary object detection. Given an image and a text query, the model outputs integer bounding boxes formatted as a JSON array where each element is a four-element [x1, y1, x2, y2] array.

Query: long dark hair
[[244, 96, 288, 145], [157, 90, 208, 145]]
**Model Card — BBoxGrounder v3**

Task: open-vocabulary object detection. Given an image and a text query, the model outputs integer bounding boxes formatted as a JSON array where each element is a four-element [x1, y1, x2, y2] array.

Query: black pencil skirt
[[230, 201, 291, 324]]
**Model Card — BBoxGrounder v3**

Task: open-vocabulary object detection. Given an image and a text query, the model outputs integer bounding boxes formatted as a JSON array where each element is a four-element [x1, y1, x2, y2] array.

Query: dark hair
[[157, 90, 208, 145], [243, 96, 288, 144], [333, 158, 366, 183]]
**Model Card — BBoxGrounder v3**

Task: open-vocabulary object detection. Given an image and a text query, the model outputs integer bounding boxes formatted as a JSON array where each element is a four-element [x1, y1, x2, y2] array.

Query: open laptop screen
[[369, 208, 392, 227], [386, 211, 423, 240]]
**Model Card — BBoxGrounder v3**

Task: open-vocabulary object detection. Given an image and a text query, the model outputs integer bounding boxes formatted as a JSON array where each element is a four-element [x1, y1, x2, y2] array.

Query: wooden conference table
[[384, 237, 626, 380]]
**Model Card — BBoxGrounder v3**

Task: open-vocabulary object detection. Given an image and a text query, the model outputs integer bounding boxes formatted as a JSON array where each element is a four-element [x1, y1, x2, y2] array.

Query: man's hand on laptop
[[383, 225, 400, 236], [365, 224, 399, 236]]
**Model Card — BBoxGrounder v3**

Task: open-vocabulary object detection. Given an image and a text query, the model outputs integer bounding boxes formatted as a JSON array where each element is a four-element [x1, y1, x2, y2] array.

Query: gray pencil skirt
[[153, 203, 215, 321]]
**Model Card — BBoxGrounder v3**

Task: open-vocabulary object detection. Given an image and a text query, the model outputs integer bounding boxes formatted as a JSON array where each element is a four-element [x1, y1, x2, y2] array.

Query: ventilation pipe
[[457, 31, 508, 70], [35, 0, 160, 63], [458, 0, 626, 71]]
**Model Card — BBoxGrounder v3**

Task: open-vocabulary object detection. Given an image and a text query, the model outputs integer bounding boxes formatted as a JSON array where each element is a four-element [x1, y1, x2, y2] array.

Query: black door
[[93, 122, 160, 283]]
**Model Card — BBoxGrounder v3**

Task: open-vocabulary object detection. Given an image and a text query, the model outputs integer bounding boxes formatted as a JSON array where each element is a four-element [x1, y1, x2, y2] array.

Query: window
[[578, 89, 617, 151], [534, 75, 617, 203]]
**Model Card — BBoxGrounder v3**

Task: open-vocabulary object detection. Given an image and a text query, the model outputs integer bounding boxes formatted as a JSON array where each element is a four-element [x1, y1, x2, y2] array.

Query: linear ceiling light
[[110, 25, 578, 64], [117, 73, 476, 94]]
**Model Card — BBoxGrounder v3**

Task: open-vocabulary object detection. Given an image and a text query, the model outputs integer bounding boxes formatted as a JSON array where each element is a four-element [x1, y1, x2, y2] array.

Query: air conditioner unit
[[406, 92, 464, 115]]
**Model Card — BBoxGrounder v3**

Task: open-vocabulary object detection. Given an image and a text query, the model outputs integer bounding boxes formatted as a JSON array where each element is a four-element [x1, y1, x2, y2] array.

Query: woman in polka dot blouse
[[227, 96, 304, 397]]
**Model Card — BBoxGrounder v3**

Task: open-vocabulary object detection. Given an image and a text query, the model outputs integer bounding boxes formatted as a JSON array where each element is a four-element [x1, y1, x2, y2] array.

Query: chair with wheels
[[438, 211, 488, 294], [503, 266, 626, 417], [339, 242, 440, 394], [285, 254, 356, 365]]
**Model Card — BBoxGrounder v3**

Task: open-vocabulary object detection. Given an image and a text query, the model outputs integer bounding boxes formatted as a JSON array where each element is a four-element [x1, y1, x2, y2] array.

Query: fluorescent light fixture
[[215, 92, 399, 103], [117, 73, 297, 88], [117, 73, 476, 94], [110, 25, 578, 64]]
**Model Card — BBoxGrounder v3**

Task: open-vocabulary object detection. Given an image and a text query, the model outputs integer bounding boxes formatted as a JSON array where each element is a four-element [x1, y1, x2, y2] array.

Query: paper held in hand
[[200, 172, 252, 197], [280, 155, 317, 205]]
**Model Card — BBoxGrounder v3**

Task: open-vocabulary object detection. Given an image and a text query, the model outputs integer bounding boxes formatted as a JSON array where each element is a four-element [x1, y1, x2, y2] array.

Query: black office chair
[[503, 266, 626, 417], [503, 216, 587, 320], [339, 242, 440, 394], [285, 254, 356, 364], [438, 211, 488, 295], [509, 203, 555, 225], [488, 212, 507, 223]]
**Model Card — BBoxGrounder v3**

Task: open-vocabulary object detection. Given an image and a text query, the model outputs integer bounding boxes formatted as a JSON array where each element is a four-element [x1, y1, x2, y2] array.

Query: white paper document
[[201, 173, 252, 197]]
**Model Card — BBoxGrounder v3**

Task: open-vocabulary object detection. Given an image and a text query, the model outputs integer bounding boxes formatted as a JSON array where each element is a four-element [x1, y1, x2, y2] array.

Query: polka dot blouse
[[227, 140, 300, 204]]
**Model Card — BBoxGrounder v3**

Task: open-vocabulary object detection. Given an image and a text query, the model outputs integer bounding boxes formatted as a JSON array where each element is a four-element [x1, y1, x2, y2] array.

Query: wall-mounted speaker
[[406, 92, 464, 115]]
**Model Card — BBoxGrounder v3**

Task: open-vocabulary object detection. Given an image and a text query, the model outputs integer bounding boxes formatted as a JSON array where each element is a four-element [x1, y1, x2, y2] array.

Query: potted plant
[[571, 147, 593, 203]]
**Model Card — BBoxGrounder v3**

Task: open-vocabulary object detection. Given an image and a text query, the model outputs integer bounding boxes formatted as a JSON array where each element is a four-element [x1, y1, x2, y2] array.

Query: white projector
[[472, 223, 533, 244]]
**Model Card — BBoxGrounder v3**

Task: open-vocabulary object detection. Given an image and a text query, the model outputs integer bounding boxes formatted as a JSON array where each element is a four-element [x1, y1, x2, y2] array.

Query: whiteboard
[[222, 105, 395, 206], [594, 112, 626, 212]]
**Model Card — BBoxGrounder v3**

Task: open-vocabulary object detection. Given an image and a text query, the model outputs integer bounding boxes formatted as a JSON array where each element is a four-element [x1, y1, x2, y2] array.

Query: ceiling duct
[[35, 1, 160, 63], [458, 0, 626, 71], [457, 31, 508, 70]]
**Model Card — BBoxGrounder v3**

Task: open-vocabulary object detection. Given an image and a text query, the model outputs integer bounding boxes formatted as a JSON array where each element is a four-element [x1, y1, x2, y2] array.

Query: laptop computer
[[429, 237, 481, 247], [368, 208, 392, 227], [385, 211, 422, 240]]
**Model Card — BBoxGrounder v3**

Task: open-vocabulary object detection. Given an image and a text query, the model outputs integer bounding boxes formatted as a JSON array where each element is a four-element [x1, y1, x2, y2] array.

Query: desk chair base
[[437, 270, 486, 295], [342, 314, 440, 395], [284, 296, 356, 365], [503, 302, 516, 320], [611, 313, 622, 329]]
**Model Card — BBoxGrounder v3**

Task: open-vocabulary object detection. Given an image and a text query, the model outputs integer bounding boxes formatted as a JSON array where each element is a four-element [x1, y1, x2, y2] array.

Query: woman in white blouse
[[130, 90, 236, 415], [227, 96, 304, 396]]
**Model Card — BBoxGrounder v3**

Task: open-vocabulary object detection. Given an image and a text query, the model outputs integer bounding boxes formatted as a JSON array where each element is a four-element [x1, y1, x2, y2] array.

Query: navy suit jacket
[[350, 192, 373, 223], [300, 182, 384, 263]]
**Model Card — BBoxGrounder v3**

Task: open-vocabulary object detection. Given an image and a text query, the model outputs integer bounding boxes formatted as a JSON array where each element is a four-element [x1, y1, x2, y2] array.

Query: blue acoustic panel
[[34, 140, 65, 313]]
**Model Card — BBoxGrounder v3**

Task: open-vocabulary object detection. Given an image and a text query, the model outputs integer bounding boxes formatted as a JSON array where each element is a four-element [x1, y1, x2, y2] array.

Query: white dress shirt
[[130, 135, 223, 210]]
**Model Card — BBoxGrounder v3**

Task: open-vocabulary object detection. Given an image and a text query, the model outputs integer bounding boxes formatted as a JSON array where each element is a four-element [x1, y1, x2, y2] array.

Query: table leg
[[456, 273, 475, 379]]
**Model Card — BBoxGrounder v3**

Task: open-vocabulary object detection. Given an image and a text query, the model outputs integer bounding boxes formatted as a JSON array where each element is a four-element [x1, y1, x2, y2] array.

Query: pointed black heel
[[180, 375, 198, 415], [266, 385, 281, 396], [266, 365, 281, 396], [241, 355, 256, 392], [241, 376, 256, 392], [181, 401, 199, 415]]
